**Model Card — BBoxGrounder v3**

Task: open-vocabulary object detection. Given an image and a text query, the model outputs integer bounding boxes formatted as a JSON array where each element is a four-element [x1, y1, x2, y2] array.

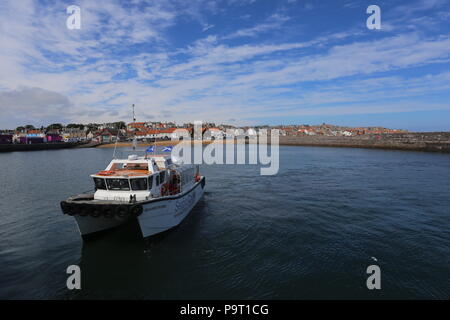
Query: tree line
[[14, 122, 126, 132]]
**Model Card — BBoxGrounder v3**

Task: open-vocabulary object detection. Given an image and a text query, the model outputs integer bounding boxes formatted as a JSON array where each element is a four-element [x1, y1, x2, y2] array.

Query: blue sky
[[0, 0, 450, 131]]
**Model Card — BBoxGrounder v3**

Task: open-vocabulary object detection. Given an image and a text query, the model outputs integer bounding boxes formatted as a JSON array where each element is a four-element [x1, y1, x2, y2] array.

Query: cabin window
[[155, 174, 160, 186], [106, 178, 130, 191], [130, 178, 148, 191], [160, 170, 166, 183], [93, 178, 107, 190], [148, 176, 153, 190]]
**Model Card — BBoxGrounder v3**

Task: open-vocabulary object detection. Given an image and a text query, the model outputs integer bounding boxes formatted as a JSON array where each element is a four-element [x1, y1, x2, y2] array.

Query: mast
[[132, 104, 137, 151]]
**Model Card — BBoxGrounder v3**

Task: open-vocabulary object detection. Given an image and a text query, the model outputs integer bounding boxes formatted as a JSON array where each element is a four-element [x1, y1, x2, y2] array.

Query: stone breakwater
[[276, 132, 450, 153]]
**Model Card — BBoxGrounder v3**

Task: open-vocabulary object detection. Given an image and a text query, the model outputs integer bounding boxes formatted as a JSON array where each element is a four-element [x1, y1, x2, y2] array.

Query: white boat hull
[[137, 178, 205, 237], [75, 215, 129, 236]]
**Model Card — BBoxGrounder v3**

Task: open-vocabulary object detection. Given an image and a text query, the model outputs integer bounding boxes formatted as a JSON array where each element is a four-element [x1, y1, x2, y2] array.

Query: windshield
[[130, 178, 148, 191], [106, 178, 130, 191], [93, 177, 107, 190]]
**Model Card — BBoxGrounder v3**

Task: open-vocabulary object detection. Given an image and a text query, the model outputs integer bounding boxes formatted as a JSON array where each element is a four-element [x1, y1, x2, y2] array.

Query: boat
[[60, 153, 206, 239]]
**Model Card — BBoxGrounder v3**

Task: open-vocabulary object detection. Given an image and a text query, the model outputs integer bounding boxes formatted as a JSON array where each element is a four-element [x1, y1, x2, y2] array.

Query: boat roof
[[91, 154, 171, 178]]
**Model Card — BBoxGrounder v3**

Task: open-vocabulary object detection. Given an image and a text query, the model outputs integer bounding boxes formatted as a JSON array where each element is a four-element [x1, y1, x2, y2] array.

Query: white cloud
[[0, 87, 73, 127], [202, 24, 215, 31], [223, 13, 290, 39], [0, 0, 449, 128]]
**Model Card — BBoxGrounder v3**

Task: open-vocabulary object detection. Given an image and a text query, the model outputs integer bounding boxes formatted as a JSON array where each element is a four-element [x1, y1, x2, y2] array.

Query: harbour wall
[[276, 132, 450, 153], [0, 142, 84, 152], [2, 133, 449, 153]]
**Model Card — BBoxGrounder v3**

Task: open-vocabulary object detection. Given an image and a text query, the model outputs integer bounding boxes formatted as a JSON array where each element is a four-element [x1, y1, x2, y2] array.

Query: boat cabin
[[90, 155, 197, 202]]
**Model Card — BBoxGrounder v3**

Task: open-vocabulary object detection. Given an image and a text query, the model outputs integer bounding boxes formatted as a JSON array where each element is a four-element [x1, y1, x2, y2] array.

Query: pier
[[277, 132, 450, 153]]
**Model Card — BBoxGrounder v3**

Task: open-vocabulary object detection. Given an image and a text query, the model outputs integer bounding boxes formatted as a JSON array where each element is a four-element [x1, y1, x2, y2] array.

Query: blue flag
[[146, 146, 155, 152], [162, 146, 173, 152]]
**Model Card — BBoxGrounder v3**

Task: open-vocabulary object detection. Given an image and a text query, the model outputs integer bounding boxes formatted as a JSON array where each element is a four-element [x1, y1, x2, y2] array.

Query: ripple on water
[[0, 146, 449, 299]]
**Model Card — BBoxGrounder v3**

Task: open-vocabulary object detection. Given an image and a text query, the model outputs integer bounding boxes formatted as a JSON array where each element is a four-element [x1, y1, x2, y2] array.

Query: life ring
[[115, 205, 129, 218], [61, 202, 75, 216], [130, 205, 143, 217], [98, 170, 115, 176], [78, 205, 89, 217], [90, 205, 102, 217], [103, 205, 115, 218]]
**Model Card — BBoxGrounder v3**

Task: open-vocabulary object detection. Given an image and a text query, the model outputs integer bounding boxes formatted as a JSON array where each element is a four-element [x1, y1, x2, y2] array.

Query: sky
[[0, 0, 450, 131]]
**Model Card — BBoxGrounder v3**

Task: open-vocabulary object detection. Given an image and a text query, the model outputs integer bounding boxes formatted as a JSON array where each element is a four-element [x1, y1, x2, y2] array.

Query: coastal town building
[[134, 128, 192, 141], [0, 134, 13, 144], [62, 128, 87, 142], [95, 128, 120, 144], [127, 122, 147, 131]]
